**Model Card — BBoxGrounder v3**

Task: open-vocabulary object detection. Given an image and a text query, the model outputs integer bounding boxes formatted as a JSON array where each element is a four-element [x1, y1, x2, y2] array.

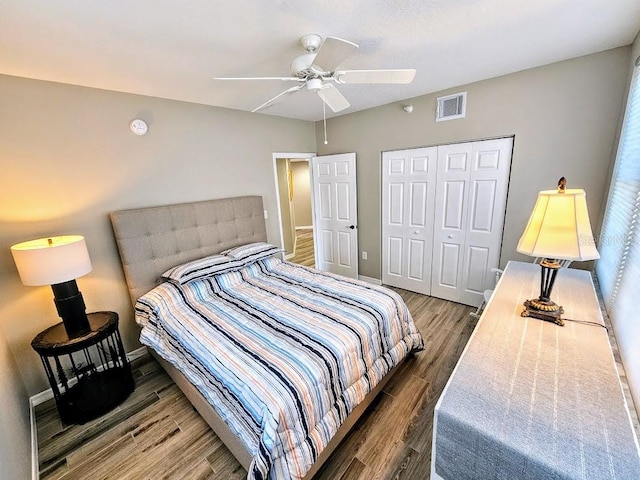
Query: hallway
[[289, 228, 315, 268]]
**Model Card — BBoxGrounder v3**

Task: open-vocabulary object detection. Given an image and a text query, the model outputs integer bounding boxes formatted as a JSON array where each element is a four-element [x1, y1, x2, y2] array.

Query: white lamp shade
[[11, 235, 92, 286], [517, 188, 600, 261]]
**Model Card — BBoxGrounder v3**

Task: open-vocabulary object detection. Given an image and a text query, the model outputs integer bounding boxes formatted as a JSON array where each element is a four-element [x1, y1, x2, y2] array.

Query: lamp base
[[521, 298, 565, 326], [52, 280, 91, 337], [520, 258, 565, 326]]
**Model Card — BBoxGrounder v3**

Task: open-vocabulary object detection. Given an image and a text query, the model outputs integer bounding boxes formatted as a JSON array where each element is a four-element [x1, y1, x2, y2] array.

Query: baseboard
[[295, 225, 313, 230], [30, 396, 39, 480], [127, 345, 149, 362], [358, 275, 382, 285], [284, 252, 295, 260]]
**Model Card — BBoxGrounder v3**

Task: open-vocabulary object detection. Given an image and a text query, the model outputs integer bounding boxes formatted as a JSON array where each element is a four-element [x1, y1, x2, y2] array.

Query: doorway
[[272, 152, 359, 278], [273, 153, 316, 267]]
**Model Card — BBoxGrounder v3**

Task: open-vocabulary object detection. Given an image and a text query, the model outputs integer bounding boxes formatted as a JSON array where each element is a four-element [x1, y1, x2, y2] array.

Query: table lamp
[[516, 178, 599, 325], [11, 235, 92, 337]]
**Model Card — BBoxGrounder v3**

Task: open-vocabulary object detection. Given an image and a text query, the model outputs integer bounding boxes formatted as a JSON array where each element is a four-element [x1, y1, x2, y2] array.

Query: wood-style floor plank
[[35, 266, 640, 480], [33, 287, 482, 480], [339, 458, 369, 480], [290, 228, 315, 267]]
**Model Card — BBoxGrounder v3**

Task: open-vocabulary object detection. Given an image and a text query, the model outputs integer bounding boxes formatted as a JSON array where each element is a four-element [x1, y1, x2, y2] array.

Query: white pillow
[[162, 254, 243, 284], [221, 242, 284, 262]]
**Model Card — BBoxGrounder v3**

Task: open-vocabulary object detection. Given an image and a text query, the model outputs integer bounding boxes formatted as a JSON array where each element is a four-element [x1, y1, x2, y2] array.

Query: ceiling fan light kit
[[215, 34, 417, 115]]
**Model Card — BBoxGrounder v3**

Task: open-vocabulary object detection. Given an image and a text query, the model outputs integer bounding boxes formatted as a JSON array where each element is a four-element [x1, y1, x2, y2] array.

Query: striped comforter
[[135, 256, 424, 479]]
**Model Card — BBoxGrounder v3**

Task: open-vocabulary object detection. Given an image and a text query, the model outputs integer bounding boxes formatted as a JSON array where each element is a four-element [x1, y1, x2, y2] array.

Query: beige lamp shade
[[517, 188, 600, 261], [10, 235, 92, 286]]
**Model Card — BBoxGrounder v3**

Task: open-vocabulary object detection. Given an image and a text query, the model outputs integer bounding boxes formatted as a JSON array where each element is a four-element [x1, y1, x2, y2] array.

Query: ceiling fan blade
[[214, 76, 302, 82], [317, 84, 350, 113], [252, 85, 303, 113], [334, 69, 416, 84], [312, 37, 359, 72]]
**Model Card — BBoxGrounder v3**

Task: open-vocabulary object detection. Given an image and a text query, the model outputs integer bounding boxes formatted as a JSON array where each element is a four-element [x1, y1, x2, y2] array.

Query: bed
[[110, 195, 424, 479]]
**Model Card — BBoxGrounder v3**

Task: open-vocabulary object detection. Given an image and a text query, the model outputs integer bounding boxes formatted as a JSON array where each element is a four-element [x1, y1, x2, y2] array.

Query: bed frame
[[110, 195, 404, 478]]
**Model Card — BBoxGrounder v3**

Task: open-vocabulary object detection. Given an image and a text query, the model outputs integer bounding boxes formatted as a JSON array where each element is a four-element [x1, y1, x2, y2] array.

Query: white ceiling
[[1, 1, 639, 122]]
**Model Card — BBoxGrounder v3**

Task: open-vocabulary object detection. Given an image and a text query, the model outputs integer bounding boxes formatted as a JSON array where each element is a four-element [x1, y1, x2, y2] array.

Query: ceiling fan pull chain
[[323, 99, 328, 145]]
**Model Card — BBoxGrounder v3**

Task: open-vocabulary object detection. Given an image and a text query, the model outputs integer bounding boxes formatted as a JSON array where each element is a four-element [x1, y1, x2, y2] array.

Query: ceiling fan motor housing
[[290, 53, 317, 77]]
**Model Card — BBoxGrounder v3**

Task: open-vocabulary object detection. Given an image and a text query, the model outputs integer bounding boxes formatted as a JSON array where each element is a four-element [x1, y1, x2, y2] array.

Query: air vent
[[436, 92, 467, 121]]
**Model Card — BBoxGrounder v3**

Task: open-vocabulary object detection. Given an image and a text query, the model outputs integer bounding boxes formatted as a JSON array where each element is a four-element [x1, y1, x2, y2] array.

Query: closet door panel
[[431, 143, 473, 302], [382, 138, 512, 305], [464, 246, 490, 294], [410, 182, 428, 227], [408, 239, 427, 281], [382, 147, 436, 294], [469, 179, 497, 232], [459, 138, 513, 306], [387, 236, 404, 277], [438, 243, 461, 287]]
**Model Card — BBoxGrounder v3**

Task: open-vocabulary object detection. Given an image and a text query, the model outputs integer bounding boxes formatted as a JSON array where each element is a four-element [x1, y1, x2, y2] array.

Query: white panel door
[[431, 143, 473, 302], [382, 147, 437, 294], [431, 138, 512, 305], [312, 153, 358, 278], [459, 138, 512, 305]]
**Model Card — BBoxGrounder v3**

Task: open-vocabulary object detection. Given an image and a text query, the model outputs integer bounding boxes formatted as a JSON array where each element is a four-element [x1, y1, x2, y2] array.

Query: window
[[596, 55, 640, 407]]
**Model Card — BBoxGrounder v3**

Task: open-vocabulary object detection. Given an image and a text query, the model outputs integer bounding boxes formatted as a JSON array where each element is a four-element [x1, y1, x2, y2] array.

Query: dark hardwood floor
[[35, 288, 476, 480]]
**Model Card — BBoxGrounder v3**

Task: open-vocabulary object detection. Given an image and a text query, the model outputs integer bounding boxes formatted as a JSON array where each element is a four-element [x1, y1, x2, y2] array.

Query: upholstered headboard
[[110, 196, 267, 305]]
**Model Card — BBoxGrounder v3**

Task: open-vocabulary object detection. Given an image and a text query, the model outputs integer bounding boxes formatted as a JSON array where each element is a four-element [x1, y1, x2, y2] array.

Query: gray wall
[[0, 326, 31, 480], [315, 47, 630, 280], [0, 74, 316, 400]]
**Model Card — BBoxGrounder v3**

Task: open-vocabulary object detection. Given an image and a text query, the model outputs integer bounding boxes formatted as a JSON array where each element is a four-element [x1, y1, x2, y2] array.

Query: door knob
[[414, 230, 419, 234], [346, 225, 356, 230], [448, 234, 454, 239]]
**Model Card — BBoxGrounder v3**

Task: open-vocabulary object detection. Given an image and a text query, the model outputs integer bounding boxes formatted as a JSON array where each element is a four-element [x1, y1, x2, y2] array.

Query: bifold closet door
[[431, 138, 512, 306], [381, 147, 437, 294]]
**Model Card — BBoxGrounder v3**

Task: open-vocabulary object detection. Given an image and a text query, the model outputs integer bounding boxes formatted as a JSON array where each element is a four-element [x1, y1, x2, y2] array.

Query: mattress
[[135, 252, 424, 480]]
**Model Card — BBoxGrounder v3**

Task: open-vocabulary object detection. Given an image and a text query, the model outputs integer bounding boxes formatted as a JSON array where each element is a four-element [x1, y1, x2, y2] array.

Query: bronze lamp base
[[521, 258, 565, 326], [521, 298, 565, 326]]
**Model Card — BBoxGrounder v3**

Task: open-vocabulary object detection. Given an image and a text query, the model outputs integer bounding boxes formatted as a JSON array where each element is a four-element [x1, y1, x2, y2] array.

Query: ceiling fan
[[214, 34, 416, 114]]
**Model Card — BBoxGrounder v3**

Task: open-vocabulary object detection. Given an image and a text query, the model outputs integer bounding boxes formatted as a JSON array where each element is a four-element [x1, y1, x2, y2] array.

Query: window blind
[[596, 55, 640, 409]]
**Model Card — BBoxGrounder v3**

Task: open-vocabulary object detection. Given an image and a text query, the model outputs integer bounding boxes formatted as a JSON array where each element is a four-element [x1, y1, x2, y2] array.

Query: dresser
[[432, 261, 640, 479]]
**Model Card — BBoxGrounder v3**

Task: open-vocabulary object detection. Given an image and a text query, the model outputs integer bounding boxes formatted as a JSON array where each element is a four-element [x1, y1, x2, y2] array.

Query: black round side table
[[31, 311, 134, 424]]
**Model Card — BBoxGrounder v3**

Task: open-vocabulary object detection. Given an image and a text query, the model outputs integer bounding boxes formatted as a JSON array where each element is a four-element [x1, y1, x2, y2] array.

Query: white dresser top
[[433, 261, 640, 479]]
